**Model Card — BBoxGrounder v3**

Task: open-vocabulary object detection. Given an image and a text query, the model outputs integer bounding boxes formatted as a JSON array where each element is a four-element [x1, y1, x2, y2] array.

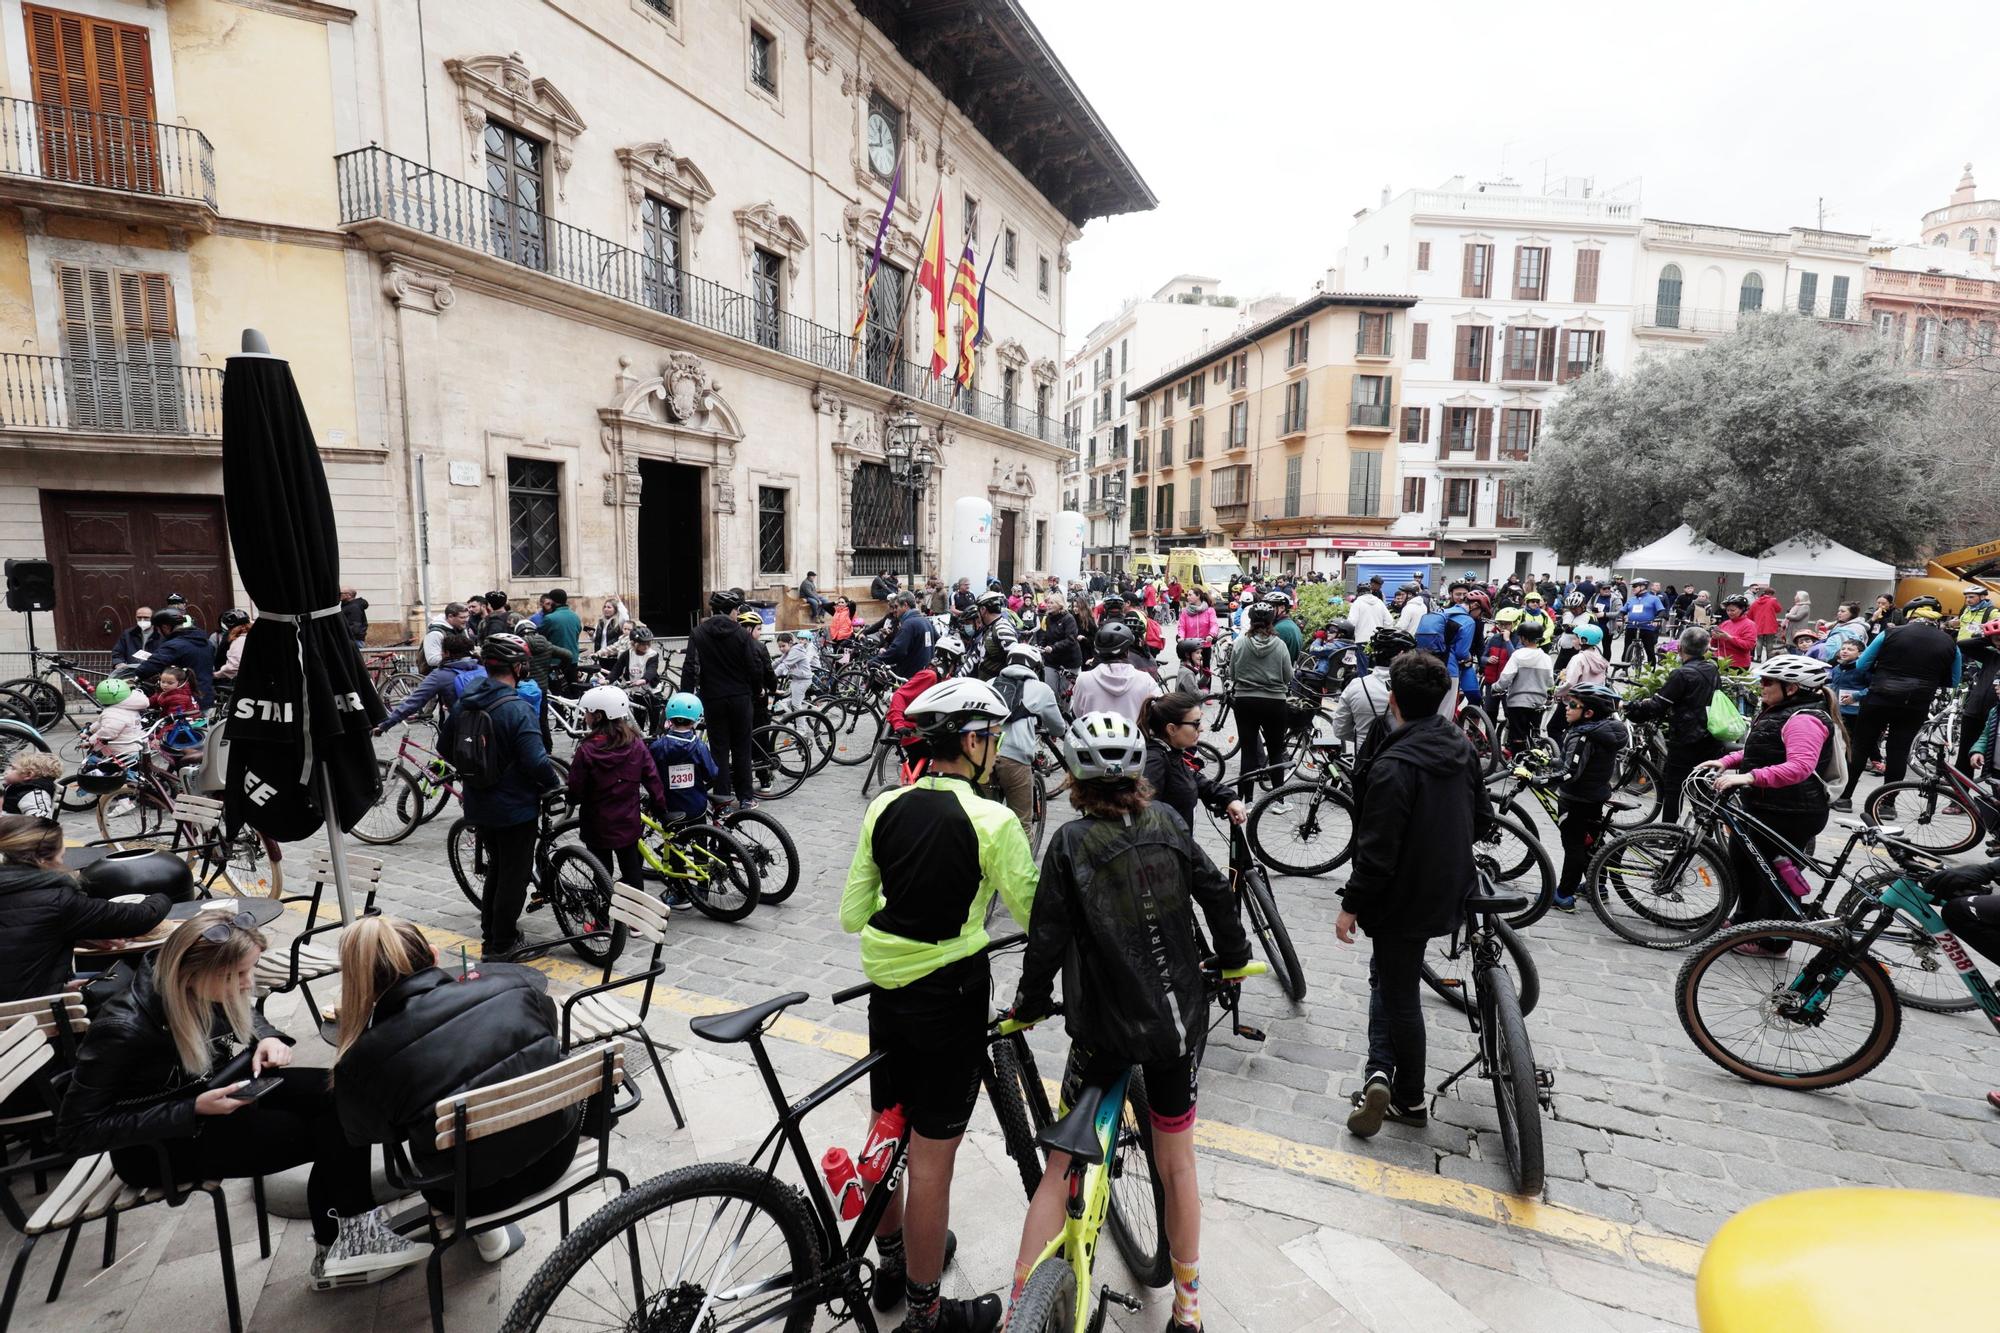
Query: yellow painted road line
[[271, 900, 1703, 1277]]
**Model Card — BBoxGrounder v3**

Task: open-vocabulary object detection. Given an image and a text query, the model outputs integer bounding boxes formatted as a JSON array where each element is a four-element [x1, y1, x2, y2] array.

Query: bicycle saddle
[[1463, 893, 1529, 916], [1037, 1084, 1109, 1165], [690, 991, 808, 1044]]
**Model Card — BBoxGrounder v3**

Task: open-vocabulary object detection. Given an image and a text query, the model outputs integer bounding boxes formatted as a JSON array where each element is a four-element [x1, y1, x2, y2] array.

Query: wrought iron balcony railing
[[0, 354, 223, 437], [0, 97, 214, 207], [335, 146, 1068, 447]]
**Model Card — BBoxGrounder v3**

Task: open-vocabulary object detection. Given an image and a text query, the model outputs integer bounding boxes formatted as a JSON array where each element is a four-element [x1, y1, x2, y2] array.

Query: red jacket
[[885, 669, 938, 735], [1748, 594, 1782, 636], [151, 683, 195, 716], [1713, 615, 1759, 669]]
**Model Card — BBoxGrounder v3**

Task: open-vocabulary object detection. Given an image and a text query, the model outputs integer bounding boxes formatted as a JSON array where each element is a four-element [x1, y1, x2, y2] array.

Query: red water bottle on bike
[[1772, 856, 1811, 900], [856, 1104, 906, 1187], [820, 1147, 865, 1220]]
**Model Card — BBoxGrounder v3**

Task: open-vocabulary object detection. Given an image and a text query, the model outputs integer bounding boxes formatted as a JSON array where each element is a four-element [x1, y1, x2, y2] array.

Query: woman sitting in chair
[[0, 814, 172, 1002], [332, 915, 586, 1266]]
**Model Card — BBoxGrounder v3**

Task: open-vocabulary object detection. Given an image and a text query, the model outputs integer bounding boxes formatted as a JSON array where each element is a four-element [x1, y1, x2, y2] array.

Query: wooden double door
[[40, 491, 231, 648]]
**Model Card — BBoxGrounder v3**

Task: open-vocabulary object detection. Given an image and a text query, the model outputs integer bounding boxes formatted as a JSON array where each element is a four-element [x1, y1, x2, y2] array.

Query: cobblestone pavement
[[26, 712, 2000, 1331]]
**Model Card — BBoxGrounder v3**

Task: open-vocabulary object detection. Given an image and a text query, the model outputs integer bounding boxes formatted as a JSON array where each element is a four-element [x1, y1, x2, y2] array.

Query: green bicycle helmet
[[95, 678, 132, 707]]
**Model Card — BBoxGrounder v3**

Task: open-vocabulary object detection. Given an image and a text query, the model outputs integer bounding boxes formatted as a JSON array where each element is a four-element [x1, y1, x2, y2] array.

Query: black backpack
[[990, 672, 1034, 725], [442, 694, 506, 789]]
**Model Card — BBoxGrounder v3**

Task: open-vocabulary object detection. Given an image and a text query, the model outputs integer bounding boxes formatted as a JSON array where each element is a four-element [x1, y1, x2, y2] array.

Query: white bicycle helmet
[[1753, 653, 1830, 690], [1064, 711, 1147, 781], [933, 632, 966, 665], [1006, 641, 1043, 667], [1564, 591, 1586, 609], [904, 677, 1008, 740], [578, 684, 633, 721]]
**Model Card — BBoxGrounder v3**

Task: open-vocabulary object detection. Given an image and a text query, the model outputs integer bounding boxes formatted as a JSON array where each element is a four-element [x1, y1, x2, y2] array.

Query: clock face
[[867, 111, 897, 176]]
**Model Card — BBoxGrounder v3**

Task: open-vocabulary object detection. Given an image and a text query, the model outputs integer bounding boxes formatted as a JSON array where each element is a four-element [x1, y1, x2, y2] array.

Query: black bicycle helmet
[[1248, 602, 1277, 629], [1903, 595, 1943, 616], [1568, 682, 1623, 717], [708, 588, 744, 615], [480, 632, 531, 667], [1721, 593, 1750, 610], [1329, 619, 1355, 641], [1399, 581, 1425, 597], [150, 608, 186, 629], [219, 608, 251, 630], [1369, 626, 1416, 663], [630, 625, 655, 644], [1093, 621, 1135, 659]]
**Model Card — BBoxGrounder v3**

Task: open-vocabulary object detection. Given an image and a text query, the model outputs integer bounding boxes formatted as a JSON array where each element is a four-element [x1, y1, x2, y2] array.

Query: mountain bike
[[445, 798, 621, 962], [1487, 745, 1660, 833], [355, 722, 455, 845], [0, 649, 125, 732], [706, 805, 798, 905], [1425, 876, 1550, 1193], [1673, 824, 1998, 1090], [750, 720, 813, 800], [1214, 807, 1304, 1003], [499, 937, 1022, 1333], [1588, 777, 1977, 1013], [1861, 739, 1996, 856], [634, 807, 763, 921]]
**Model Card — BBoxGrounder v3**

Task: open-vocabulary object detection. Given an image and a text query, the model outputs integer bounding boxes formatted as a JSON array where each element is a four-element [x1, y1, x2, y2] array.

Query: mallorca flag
[[950, 241, 980, 386], [915, 186, 949, 377], [851, 158, 903, 345]]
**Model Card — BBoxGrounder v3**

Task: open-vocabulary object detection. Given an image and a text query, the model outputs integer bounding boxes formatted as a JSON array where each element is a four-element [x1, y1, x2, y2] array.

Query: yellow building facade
[[0, 0, 386, 651], [1127, 291, 1419, 578]]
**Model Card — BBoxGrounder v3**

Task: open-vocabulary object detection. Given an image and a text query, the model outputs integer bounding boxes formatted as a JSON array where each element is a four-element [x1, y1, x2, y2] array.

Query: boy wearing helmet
[[1548, 622, 1610, 748], [1004, 711, 1252, 1333], [1552, 682, 1627, 911], [990, 642, 1066, 842], [648, 693, 721, 874], [842, 677, 1036, 1333]]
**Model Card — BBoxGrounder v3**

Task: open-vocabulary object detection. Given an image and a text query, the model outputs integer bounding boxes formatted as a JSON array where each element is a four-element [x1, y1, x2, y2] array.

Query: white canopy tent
[[1753, 532, 1899, 628], [1615, 525, 1761, 593]]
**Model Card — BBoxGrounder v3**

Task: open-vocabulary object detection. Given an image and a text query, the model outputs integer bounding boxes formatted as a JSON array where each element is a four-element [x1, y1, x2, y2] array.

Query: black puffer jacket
[[1623, 655, 1720, 756], [1340, 713, 1484, 939], [335, 967, 579, 1185], [1141, 738, 1237, 834], [57, 957, 290, 1153], [1037, 609, 1080, 669], [1556, 716, 1629, 807], [1866, 621, 1959, 705], [1014, 803, 1251, 1063], [683, 614, 766, 700], [0, 864, 171, 1003]]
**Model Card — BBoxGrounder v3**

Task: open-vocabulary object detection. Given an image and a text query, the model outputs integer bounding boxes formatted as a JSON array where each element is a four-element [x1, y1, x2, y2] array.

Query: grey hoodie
[[1070, 660, 1160, 726], [1231, 631, 1293, 700]]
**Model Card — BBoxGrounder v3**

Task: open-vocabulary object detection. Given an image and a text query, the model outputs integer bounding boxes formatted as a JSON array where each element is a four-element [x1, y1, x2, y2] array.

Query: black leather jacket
[[57, 957, 290, 1153], [0, 865, 170, 1004], [1013, 803, 1251, 1063], [1141, 739, 1238, 834]]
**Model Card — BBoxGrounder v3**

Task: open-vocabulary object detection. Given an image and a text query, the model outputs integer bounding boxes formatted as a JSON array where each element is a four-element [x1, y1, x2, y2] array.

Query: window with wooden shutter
[[1402, 476, 1427, 514], [1399, 406, 1430, 443], [1416, 241, 1431, 272], [1411, 322, 1429, 361], [1462, 243, 1492, 298], [25, 5, 159, 193], [1500, 409, 1539, 460], [1573, 249, 1599, 303], [1512, 246, 1547, 300], [56, 261, 180, 431], [1453, 326, 1490, 381], [1445, 478, 1474, 518], [1476, 407, 1494, 460]]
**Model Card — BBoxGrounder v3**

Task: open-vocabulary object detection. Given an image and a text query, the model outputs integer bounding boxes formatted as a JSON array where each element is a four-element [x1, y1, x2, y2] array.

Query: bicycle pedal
[[1097, 1286, 1143, 1312], [1437, 978, 1464, 990], [1234, 1023, 1266, 1042], [526, 896, 548, 913]]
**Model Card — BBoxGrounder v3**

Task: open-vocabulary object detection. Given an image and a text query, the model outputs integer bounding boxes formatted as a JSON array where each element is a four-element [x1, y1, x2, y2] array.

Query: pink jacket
[[1179, 606, 1217, 641]]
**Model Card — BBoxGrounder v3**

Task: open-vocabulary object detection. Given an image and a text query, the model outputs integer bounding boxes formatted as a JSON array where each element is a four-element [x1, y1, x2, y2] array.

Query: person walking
[[1834, 599, 1961, 812], [1748, 584, 1783, 661]]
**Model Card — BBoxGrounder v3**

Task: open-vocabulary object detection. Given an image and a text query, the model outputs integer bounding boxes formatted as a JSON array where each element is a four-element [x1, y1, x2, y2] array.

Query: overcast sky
[[1022, 0, 1997, 335]]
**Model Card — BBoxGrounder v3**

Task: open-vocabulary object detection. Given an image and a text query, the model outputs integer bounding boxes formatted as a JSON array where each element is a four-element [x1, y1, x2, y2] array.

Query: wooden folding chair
[[0, 995, 88, 1207]]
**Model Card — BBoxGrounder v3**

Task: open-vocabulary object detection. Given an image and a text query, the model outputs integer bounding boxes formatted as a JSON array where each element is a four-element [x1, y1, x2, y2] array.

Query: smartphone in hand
[[226, 1077, 284, 1102]]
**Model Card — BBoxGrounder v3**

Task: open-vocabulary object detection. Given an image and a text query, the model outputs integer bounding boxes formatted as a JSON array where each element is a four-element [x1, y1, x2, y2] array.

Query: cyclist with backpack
[[989, 642, 1066, 838], [444, 634, 561, 958], [373, 631, 482, 733]]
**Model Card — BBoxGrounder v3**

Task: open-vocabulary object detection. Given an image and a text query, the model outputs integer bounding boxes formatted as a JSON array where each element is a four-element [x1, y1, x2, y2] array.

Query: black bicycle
[[445, 797, 622, 963]]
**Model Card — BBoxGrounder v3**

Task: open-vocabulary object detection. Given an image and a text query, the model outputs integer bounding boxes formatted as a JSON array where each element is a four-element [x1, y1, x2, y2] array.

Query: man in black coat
[[682, 590, 770, 806], [111, 605, 157, 665], [132, 610, 216, 706], [1338, 652, 1483, 1137], [339, 587, 369, 644]]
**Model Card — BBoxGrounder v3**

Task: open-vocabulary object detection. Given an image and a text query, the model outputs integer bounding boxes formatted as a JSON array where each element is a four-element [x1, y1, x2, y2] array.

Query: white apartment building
[[1059, 275, 1243, 572], [1631, 221, 1869, 355], [1343, 178, 1641, 580]]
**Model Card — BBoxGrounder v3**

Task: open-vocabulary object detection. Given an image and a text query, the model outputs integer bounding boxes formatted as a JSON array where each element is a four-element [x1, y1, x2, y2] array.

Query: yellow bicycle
[[636, 809, 761, 921]]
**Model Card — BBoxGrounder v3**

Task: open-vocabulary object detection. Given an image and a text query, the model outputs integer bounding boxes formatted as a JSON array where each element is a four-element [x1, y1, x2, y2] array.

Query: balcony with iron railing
[[0, 97, 216, 227], [1211, 501, 1249, 526], [0, 354, 223, 439], [1636, 301, 1863, 335], [335, 146, 1068, 448], [1348, 402, 1394, 430], [1178, 509, 1205, 530]]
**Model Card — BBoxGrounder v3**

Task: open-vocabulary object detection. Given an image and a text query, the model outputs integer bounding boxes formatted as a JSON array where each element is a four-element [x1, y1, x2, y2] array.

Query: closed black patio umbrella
[[219, 329, 385, 918]]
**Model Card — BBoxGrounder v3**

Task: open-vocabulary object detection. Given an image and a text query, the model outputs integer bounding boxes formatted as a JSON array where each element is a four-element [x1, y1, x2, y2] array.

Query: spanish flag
[[950, 241, 980, 387], [915, 186, 949, 377]]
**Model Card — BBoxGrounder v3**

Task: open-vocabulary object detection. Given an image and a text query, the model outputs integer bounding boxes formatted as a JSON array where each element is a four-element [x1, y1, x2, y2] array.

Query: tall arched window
[[1738, 272, 1764, 313], [1963, 227, 1980, 252], [1656, 264, 1683, 328]]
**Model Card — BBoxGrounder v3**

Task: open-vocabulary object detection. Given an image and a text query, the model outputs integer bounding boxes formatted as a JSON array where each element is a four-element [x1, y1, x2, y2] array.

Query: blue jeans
[[1365, 933, 1429, 1107]]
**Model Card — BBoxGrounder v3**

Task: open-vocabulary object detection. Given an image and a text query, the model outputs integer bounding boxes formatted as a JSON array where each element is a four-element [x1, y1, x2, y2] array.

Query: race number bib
[[666, 763, 695, 790]]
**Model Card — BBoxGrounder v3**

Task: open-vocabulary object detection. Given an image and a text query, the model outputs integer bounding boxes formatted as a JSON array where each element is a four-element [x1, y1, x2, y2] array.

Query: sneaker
[[920, 1294, 1002, 1333], [1346, 1072, 1391, 1138], [874, 1231, 958, 1312], [1384, 1100, 1429, 1128], [1987, 1091, 2000, 1114], [1830, 797, 1852, 813], [1552, 896, 1576, 913], [1730, 937, 1792, 958], [311, 1208, 426, 1287], [481, 937, 524, 962], [474, 1223, 525, 1263], [1165, 1316, 1201, 1333], [1268, 799, 1293, 814]]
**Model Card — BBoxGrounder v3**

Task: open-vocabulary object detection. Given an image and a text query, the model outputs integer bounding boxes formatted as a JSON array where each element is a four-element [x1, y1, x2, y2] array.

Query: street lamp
[[884, 409, 937, 576]]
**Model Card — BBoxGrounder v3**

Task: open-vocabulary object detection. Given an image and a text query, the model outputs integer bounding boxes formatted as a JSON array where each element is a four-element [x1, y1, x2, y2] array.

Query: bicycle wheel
[[1200, 693, 1239, 760], [1473, 814, 1554, 929], [545, 845, 624, 965], [378, 672, 425, 709], [1027, 768, 1048, 854], [824, 701, 880, 767], [668, 823, 760, 922], [1008, 1256, 1078, 1333], [1607, 753, 1662, 830], [1480, 966, 1544, 1195], [776, 709, 835, 777], [749, 724, 811, 801], [446, 816, 485, 909], [0, 677, 63, 732], [984, 1040, 1045, 1201], [96, 787, 163, 845], [1459, 705, 1504, 776], [1585, 825, 1734, 948], [1242, 865, 1305, 1003], [1105, 1068, 1171, 1288], [1246, 781, 1354, 877], [499, 1161, 820, 1333], [1422, 918, 1541, 1017], [0, 687, 38, 727], [352, 764, 421, 845], [861, 736, 898, 796], [1831, 884, 1979, 1014], [724, 808, 800, 905], [1864, 781, 1980, 856], [1675, 920, 1901, 1089]]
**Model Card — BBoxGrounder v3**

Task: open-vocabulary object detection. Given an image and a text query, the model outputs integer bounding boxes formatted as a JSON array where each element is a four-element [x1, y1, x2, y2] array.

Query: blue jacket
[[1826, 660, 1868, 716], [647, 729, 719, 819], [449, 675, 559, 827], [1441, 604, 1481, 700], [134, 626, 215, 707], [380, 657, 483, 728], [882, 608, 936, 678], [1625, 593, 1664, 627]]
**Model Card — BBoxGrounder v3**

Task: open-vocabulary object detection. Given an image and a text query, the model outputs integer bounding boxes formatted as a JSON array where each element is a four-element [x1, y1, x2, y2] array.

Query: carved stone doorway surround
[[823, 386, 944, 582], [598, 352, 745, 603], [988, 458, 1038, 581]]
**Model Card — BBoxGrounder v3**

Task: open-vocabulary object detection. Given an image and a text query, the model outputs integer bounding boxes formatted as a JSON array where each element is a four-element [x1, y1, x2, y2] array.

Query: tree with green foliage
[[1523, 315, 1940, 566]]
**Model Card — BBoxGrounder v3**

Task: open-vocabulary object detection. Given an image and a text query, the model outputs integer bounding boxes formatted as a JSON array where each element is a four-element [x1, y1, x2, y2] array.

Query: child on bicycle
[[648, 693, 720, 905], [566, 685, 665, 897], [150, 666, 195, 717], [1551, 682, 1626, 913], [1007, 711, 1252, 1333], [89, 678, 150, 759], [774, 630, 818, 712]]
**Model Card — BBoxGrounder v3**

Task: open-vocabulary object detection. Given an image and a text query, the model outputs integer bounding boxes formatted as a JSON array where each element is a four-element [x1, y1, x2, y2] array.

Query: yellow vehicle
[[1129, 546, 1242, 594], [1895, 537, 2000, 612]]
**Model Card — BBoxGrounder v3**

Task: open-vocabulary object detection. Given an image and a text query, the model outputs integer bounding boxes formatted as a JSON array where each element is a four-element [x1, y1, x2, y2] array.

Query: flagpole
[[848, 145, 906, 378], [883, 183, 939, 390]]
